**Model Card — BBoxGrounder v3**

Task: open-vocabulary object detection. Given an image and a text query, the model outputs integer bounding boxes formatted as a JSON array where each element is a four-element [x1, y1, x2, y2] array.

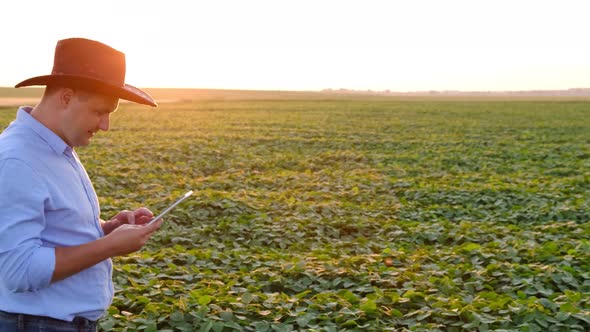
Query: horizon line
[[2, 86, 590, 93]]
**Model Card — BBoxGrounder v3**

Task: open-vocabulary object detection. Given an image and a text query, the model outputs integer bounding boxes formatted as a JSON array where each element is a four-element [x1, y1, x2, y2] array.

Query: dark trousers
[[0, 310, 96, 332]]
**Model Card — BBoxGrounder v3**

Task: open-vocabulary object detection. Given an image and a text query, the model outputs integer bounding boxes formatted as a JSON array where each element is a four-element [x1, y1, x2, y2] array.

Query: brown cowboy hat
[[15, 38, 157, 107]]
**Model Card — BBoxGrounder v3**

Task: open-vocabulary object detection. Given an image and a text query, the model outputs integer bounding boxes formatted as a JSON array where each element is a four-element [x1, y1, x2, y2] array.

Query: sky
[[2, 0, 590, 92]]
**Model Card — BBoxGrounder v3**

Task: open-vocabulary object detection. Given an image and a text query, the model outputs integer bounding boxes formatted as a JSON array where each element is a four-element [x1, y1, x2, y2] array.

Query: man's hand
[[102, 207, 155, 235], [103, 218, 164, 256], [52, 217, 164, 283]]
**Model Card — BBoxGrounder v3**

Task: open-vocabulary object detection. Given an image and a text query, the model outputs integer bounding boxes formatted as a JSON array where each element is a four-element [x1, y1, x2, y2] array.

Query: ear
[[58, 88, 75, 107]]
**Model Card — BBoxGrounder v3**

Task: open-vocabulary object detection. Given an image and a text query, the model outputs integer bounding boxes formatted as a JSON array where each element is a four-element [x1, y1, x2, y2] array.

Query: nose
[[99, 113, 110, 131]]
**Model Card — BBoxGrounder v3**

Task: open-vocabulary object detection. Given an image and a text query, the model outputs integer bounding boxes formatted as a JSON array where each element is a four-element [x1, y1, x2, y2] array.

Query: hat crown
[[51, 38, 126, 86]]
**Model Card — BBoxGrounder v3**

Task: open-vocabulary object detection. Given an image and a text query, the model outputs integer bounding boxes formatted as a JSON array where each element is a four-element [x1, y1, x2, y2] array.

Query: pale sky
[[2, 0, 590, 91]]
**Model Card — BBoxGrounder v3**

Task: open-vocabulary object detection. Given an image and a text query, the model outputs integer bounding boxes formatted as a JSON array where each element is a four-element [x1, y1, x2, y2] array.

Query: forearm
[[52, 237, 115, 283]]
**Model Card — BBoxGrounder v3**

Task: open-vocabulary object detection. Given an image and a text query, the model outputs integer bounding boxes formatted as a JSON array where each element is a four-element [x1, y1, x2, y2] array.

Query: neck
[[30, 98, 68, 145]]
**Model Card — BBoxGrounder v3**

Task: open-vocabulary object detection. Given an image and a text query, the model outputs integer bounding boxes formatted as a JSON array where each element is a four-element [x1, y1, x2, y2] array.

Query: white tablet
[[147, 190, 193, 226]]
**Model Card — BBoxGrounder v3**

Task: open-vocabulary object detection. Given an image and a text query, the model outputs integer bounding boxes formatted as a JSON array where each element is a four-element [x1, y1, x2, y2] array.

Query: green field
[[0, 96, 589, 331]]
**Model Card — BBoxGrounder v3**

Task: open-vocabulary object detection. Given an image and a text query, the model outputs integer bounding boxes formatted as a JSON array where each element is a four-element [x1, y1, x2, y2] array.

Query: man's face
[[61, 90, 119, 147]]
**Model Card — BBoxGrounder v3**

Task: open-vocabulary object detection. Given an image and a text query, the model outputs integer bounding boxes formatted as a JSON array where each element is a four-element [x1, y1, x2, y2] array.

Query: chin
[[74, 138, 91, 147]]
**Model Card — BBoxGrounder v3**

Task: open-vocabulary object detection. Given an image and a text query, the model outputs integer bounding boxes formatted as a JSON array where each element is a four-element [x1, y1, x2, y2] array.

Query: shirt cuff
[[28, 246, 56, 290]]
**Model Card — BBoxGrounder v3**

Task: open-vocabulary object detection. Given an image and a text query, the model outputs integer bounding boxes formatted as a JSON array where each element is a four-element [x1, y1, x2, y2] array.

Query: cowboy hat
[[15, 38, 157, 107]]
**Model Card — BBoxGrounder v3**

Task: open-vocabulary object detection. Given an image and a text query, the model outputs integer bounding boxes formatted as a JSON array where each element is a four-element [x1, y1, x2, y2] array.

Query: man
[[0, 38, 163, 331]]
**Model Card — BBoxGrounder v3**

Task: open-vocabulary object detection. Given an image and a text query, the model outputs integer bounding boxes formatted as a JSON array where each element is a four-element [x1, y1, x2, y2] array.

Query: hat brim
[[15, 75, 157, 107]]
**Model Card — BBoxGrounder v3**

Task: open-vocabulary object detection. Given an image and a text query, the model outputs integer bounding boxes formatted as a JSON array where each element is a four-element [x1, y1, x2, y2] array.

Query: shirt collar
[[16, 106, 71, 156]]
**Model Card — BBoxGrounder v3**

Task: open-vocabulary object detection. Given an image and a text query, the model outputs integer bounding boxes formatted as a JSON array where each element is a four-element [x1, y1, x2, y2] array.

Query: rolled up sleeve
[[0, 159, 55, 292]]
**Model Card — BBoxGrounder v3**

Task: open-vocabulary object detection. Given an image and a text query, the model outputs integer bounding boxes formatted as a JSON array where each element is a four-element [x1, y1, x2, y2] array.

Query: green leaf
[[572, 313, 590, 325], [560, 302, 580, 313], [271, 323, 292, 332], [241, 292, 253, 304], [461, 243, 481, 252], [145, 324, 158, 332], [360, 298, 377, 314], [219, 311, 234, 322], [417, 312, 431, 321], [198, 320, 213, 332], [296, 313, 314, 327], [338, 290, 360, 304], [540, 298, 556, 310], [107, 306, 119, 315], [555, 312, 570, 321], [198, 295, 213, 306], [253, 321, 270, 332], [170, 311, 184, 321], [212, 321, 225, 332], [99, 318, 116, 331]]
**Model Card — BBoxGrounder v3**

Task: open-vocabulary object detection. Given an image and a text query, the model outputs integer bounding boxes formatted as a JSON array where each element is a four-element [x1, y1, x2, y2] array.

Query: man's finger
[[127, 210, 136, 225], [146, 218, 164, 233], [134, 207, 154, 218], [136, 215, 152, 225], [115, 210, 130, 220]]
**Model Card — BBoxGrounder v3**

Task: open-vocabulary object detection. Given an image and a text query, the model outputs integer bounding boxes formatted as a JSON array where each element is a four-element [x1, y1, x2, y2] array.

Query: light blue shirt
[[0, 107, 113, 321]]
